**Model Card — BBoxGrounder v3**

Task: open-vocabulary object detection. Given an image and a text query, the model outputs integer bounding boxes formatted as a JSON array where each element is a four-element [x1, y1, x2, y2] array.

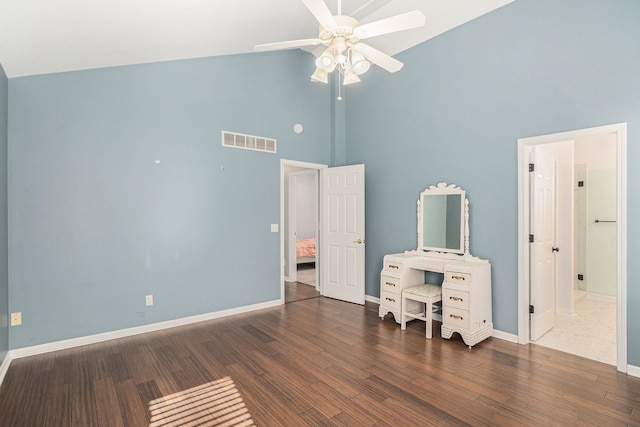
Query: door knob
[[552, 247, 560, 252], [353, 239, 365, 244]]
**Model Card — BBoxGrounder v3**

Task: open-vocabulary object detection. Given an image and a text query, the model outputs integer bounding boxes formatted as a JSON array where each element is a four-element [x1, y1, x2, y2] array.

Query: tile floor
[[296, 264, 316, 286], [534, 290, 616, 365]]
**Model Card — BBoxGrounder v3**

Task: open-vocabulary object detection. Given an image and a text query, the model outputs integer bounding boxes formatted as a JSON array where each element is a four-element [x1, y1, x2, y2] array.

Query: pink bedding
[[296, 238, 316, 258]]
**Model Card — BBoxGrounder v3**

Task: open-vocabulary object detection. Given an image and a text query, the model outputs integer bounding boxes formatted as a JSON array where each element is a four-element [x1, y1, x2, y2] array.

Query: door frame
[[280, 159, 327, 303], [517, 123, 627, 372]]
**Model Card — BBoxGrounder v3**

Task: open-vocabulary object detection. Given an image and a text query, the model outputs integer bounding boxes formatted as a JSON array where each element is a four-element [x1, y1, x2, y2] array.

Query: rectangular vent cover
[[222, 131, 276, 154]]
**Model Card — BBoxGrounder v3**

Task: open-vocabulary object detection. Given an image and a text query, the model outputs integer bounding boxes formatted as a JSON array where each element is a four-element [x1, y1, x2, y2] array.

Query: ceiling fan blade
[[353, 43, 403, 73], [353, 10, 425, 40], [302, 0, 338, 31], [255, 38, 323, 52]]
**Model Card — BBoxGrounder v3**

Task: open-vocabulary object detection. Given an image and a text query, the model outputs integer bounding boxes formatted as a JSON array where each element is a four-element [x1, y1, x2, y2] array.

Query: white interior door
[[320, 164, 365, 305], [530, 146, 557, 340]]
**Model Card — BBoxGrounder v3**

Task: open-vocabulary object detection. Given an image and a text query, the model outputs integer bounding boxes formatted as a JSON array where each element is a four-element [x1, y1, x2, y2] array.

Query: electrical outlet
[[146, 295, 154, 306], [11, 312, 22, 326]]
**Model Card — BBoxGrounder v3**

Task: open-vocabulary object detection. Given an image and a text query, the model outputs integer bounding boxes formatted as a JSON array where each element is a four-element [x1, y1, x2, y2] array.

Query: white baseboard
[[492, 329, 519, 343], [365, 295, 380, 304], [493, 330, 640, 378], [627, 364, 640, 378], [0, 352, 12, 389], [585, 292, 616, 303], [10, 299, 281, 360]]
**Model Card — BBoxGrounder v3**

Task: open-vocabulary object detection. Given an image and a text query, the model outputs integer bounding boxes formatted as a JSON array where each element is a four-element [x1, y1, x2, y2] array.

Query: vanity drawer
[[383, 258, 403, 274], [381, 291, 401, 311], [444, 307, 470, 329], [381, 275, 401, 295], [445, 271, 472, 285], [443, 289, 469, 310]]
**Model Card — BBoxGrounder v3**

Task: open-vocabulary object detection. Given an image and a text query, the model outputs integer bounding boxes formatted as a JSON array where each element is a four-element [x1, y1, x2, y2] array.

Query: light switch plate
[[11, 312, 22, 326], [271, 224, 279, 233]]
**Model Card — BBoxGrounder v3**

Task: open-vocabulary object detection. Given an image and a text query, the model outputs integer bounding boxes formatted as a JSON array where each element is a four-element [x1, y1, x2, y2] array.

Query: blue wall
[[6, 0, 640, 368], [8, 51, 332, 348], [346, 0, 640, 364], [0, 63, 8, 363]]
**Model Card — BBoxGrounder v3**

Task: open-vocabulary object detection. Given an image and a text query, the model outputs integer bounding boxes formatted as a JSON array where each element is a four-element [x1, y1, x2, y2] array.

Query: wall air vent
[[222, 131, 276, 154]]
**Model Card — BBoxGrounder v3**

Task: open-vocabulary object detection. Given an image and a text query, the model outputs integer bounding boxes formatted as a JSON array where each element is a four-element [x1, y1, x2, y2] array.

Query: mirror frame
[[416, 182, 468, 255]]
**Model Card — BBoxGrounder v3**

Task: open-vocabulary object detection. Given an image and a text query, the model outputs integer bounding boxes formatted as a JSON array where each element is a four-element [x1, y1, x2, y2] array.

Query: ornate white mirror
[[417, 182, 469, 257]]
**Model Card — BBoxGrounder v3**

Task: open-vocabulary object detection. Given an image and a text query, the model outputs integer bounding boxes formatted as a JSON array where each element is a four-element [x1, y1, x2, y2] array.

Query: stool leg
[[425, 300, 432, 339], [401, 293, 406, 330]]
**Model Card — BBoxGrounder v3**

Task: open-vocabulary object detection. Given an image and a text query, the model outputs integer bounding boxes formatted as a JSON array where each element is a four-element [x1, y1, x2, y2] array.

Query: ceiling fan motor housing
[[319, 15, 360, 47]]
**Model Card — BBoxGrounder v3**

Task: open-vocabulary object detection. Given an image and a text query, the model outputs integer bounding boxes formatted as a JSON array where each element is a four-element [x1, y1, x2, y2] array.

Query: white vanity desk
[[379, 183, 493, 348]]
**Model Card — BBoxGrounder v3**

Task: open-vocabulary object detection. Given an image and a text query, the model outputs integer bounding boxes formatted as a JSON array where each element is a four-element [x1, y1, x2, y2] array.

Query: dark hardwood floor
[[285, 280, 320, 303], [1, 296, 639, 426]]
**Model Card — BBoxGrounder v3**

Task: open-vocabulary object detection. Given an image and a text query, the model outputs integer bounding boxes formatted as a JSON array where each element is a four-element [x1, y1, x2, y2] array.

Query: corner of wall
[[0, 62, 9, 369]]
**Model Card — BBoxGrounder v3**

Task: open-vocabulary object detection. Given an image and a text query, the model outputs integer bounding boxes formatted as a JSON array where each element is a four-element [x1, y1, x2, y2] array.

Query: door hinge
[[529, 163, 535, 172], [529, 305, 534, 314], [578, 274, 584, 281], [529, 234, 534, 243], [578, 180, 584, 187]]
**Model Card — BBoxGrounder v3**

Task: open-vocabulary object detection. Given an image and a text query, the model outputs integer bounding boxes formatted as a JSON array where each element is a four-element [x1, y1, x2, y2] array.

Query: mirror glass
[[418, 186, 465, 254]]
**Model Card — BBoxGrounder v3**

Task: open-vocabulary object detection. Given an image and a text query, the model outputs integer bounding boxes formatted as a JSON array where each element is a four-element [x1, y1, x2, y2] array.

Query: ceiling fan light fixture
[[350, 52, 370, 75], [316, 55, 333, 68], [342, 69, 360, 85], [315, 48, 336, 72], [311, 68, 329, 83]]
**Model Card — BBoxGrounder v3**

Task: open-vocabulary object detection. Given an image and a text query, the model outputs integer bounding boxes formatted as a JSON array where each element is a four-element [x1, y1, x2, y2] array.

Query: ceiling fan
[[254, 0, 425, 85]]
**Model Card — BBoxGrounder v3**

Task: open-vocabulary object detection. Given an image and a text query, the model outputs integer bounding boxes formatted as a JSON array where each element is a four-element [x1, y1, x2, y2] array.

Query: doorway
[[287, 169, 318, 286], [517, 123, 627, 373], [280, 161, 366, 306], [281, 160, 325, 303]]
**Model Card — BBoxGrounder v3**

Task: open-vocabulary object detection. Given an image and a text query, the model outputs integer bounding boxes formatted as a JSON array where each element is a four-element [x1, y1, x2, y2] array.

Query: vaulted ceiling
[[0, 0, 513, 78]]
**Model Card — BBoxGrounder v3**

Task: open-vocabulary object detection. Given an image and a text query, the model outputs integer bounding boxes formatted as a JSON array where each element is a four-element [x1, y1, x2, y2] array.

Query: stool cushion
[[404, 284, 442, 298]]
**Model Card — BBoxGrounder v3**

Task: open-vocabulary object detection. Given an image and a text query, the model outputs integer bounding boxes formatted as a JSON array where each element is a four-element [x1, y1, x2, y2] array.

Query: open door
[[320, 164, 365, 305], [530, 145, 557, 340]]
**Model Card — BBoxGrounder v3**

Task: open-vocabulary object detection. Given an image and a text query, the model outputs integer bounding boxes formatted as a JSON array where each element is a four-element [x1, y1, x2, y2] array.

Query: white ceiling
[[0, 0, 513, 78]]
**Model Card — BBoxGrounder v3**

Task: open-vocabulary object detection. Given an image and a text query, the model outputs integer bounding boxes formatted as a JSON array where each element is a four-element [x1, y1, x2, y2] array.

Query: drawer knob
[[385, 282, 396, 287], [451, 275, 466, 281], [450, 314, 464, 320], [449, 296, 463, 301], [385, 297, 396, 303], [389, 265, 399, 269]]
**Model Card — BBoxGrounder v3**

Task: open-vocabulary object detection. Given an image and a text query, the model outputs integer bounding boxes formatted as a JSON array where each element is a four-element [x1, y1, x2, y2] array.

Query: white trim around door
[[517, 123, 627, 373], [280, 160, 327, 303]]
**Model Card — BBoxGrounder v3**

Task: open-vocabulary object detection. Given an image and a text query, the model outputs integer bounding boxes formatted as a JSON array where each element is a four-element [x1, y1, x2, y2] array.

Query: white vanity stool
[[401, 284, 442, 339]]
